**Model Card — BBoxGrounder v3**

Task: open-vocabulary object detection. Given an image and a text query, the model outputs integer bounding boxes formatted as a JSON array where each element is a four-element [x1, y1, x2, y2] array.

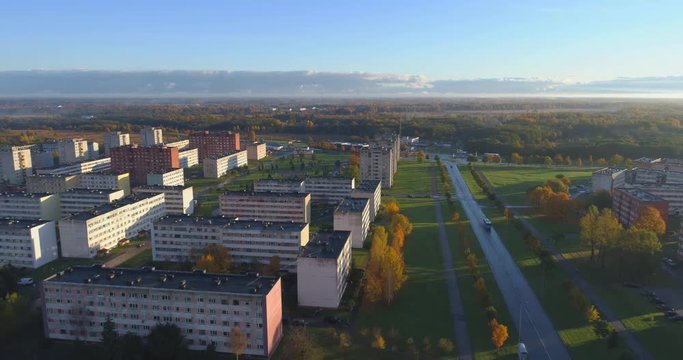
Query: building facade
[[304, 177, 355, 203], [41, 266, 283, 357], [219, 191, 311, 223], [133, 185, 195, 215], [152, 216, 309, 271], [59, 189, 126, 217], [630, 184, 683, 214], [110, 145, 180, 186], [165, 139, 190, 151], [59, 193, 166, 258], [612, 187, 669, 229], [351, 180, 381, 221], [592, 167, 627, 193], [58, 139, 98, 164], [0, 219, 58, 268], [246, 142, 267, 161], [80, 172, 131, 196], [333, 198, 370, 248], [103, 132, 131, 155], [178, 148, 199, 169], [0, 192, 60, 221], [203, 150, 248, 179], [35, 157, 111, 176], [189, 131, 241, 160], [140, 127, 163, 147], [297, 231, 351, 308], [360, 145, 395, 189], [0, 145, 33, 185], [147, 168, 185, 187], [26, 174, 80, 194], [253, 179, 305, 193]]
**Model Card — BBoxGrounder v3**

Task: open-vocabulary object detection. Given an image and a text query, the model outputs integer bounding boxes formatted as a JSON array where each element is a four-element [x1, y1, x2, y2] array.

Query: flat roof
[[300, 231, 351, 259], [355, 180, 381, 192], [134, 185, 190, 191], [335, 198, 368, 213], [155, 215, 307, 232], [0, 191, 54, 199], [221, 190, 309, 198], [27, 174, 78, 179], [64, 193, 162, 221], [306, 176, 354, 183], [81, 171, 129, 177], [45, 265, 278, 296], [61, 188, 124, 195], [593, 167, 626, 175], [254, 178, 304, 184], [206, 149, 247, 159], [148, 168, 183, 175], [615, 187, 666, 202], [35, 157, 111, 171], [0, 218, 51, 229]]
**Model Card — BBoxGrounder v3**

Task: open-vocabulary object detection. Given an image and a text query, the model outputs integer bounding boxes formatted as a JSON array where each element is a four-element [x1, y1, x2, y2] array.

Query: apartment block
[[152, 216, 309, 271], [219, 191, 311, 223], [30, 147, 55, 169], [333, 198, 370, 248], [304, 177, 355, 203], [0, 145, 33, 185], [297, 231, 351, 308], [189, 131, 241, 160], [253, 179, 305, 193], [592, 167, 627, 193], [133, 185, 195, 215], [26, 174, 80, 194], [246, 142, 267, 161], [351, 180, 381, 221], [41, 266, 283, 357], [36, 157, 111, 176], [0, 192, 60, 221], [165, 139, 190, 151], [59, 193, 166, 258], [633, 157, 683, 172], [203, 150, 248, 179], [360, 145, 395, 189], [80, 172, 131, 196], [60, 188, 126, 217], [58, 139, 98, 164], [103, 131, 131, 155], [612, 187, 669, 229], [631, 184, 683, 214], [0, 219, 58, 268], [627, 168, 683, 186], [147, 168, 185, 187], [110, 145, 180, 186], [178, 148, 199, 168], [140, 127, 163, 146]]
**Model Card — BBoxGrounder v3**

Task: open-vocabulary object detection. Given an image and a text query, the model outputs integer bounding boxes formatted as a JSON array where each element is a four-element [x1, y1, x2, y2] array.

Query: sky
[[1, 0, 682, 82]]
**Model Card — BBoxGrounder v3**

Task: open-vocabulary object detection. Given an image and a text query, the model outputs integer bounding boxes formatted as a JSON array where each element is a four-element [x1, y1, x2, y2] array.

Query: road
[[447, 162, 571, 360]]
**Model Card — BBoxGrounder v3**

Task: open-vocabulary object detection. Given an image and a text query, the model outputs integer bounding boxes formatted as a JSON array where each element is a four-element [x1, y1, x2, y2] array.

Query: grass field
[[385, 160, 434, 195]]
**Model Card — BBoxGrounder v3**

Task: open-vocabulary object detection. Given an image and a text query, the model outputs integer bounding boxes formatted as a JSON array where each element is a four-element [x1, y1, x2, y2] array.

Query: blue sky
[[2, 0, 682, 81]]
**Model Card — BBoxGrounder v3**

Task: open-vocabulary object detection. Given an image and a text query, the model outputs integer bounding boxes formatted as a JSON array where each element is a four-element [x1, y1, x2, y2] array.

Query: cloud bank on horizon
[[1, 70, 683, 97]]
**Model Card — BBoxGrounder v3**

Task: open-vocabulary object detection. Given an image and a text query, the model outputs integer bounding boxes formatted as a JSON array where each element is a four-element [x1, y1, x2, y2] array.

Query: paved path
[[473, 169, 653, 360], [105, 241, 150, 268], [431, 167, 472, 360], [448, 163, 571, 360]]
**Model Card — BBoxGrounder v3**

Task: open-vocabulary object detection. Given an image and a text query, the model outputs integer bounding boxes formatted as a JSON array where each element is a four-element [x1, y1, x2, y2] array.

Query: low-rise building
[[203, 150, 248, 179], [35, 157, 111, 176], [26, 174, 80, 194], [0, 219, 58, 268], [304, 177, 355, 203], [165, 139, 190, 151], [152, 216, 309, 271], [59, 188, 126, 217], [80, 172, 131, 196], [333, 198, 370, 248], [297, 231, 352, 308], [133, 185, 195, 215], [351, 180, 381, 221], [178, 148, 199, 168], [592, 167, 627, 193], [41, 266, 283, 357], [253, 179, 305, 193], [0, 145, 33, 185], [147, 168, 185, 187], [612, 187, 669, 229], [0, 192, 60, 221], [219, 191, 311, 223], [59, 193, 166, 258], [246, 142, 267, 161]]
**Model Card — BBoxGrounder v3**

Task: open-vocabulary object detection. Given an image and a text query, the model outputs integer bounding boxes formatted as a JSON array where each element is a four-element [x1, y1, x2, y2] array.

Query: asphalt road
[[447, 162, 571, 360]]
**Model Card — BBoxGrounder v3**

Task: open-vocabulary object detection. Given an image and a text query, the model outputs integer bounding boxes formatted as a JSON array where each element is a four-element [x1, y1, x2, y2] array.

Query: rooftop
[[355, 180, 381, 192], [155, 215, 308, 232], [35, 157, 111, 171], [593, 167, 626, 175], [306, 176, 354, 183], [61, 188, 125, 196], [615, 187, 667, 202], [81, 171, 129, 177], [300, 231, 351, 259], [0, 218, 51, 229], [255, 178, 304, 184], [27, 174, 78, 179], [0, 191, 54, 199], [148, 168, 183, 175], [335, 198, 368, 213], [134, 185, 190, 191], [45, 265, 278, 296], [64, 193, 162, 221], [221, 190, 309, 198], [207, 149, 247, 160]]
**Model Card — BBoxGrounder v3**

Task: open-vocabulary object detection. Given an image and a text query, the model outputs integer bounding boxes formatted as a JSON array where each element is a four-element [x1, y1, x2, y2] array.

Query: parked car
[[17, 277, 34, 286]]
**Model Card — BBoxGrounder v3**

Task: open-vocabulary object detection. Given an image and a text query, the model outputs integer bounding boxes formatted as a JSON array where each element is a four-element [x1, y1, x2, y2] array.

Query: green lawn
[[117, 249, 153, 268], [384, 160, 434, 195]]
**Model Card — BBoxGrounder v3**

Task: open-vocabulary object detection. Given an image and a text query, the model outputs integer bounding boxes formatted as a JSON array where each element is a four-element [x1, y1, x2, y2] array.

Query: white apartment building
[[253, 179, 305, 193], [178, 148, 199, 169], [219, 191, 311, 223], [360, 145, 395, 189], [59, 193, 166, 258], [203, 150, 248, 179], [140, 127, 163, 146], [0, 192, 60, 221], [165, 139, 190, 151], [333, 198, 370, 248], [80, 172, 131, 196], [26, 174, 80, 194], [41, 266, 283, 357], [632, 184, 683, 214], [58, 139, 99, 164], [59, 188, 126, 217], [297, 231, 351, 308], [592, 167, 627, 193], [246, 142, 267, 161], [152, 216, 309, 271], [304, 177, 355, 203], [0, 219, 58, 269], [133, 185, 195, 215], [36, 157, 111, 176], [627, 168, 683, 186], [103, 132, 131, 155], [147, 168, 185, 186], [0, 145, 33, 185], [351, 180, 381, 221]]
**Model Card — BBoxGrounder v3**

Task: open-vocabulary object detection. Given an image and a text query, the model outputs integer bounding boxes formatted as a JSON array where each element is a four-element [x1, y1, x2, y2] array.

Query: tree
[[195, 244, 231, 272], [384, 199, 400, 218], [113, 333, 146, 360], [339, 331, 352, 348], [438, 338, 455, 354], [611, 228, 662, 280], [503, 208, 514, 223], [416, 150, 426, 163], [544, 178, 568, 193], [451, 210, 461, 223], [510, 152, 523, 164], [594, 208, 624, 267], [586, 305, 600, 323], [555, 174, 571, 187], [390, 213, 413, 236], [366, 230, 407, 304], [101, 314, 118, 354], [541, 192, 573, 221], [490, 319, 509, 352], [0, 292, 29, 339], [349, 154, 360, 166], [247, 130, 257, 142], [228, 326, 247, 360], [543, 156, 553, 166], [389, 222, 405, 251], [371, 328, 386, 349], [580, 205, 600, 261], [343, 164, 360, 182], [527, 186, 554, 207], [633, 206, 666, 236], [577, 157, 583, 167], [147, 323, 187, 360]]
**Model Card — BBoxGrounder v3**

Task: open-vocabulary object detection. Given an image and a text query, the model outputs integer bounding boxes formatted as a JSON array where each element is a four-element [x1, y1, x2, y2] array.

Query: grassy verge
[[118, 249, 153, 268]]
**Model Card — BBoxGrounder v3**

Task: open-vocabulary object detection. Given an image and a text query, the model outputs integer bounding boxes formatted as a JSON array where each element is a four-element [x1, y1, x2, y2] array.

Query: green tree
[[147, 323, 187, 360], [579, 205, 600, 261], [101, 314, 118, 355]]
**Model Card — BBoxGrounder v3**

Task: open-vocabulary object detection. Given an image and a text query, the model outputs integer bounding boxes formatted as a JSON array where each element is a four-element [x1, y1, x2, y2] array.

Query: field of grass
[[384, 160, 434, 195], [118, 249, 153, 268]]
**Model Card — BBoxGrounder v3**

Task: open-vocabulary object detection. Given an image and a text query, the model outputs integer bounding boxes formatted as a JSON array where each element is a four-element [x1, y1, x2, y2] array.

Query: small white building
[[59, 188, 126, 217], [0, 192, 60, 221], [147, 168, 185, 187], [592, 167, 627, 193], [333, 198, 370, 248], [203, 150, 248, 178], [178, 148, 199, 168], [133, 185, 195, 215], [80, 171, 131, 196], [0, 145, 33, 185], [254, 179, 305, 193], [0, 219, 58, 269], [297, 231, 352, 308], [246, 142, 267, 161], [351, 180, 381, 221]]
